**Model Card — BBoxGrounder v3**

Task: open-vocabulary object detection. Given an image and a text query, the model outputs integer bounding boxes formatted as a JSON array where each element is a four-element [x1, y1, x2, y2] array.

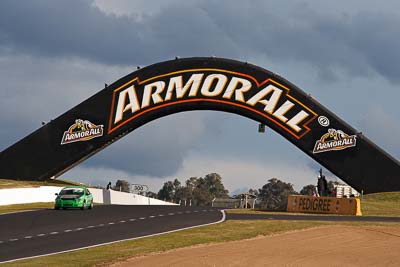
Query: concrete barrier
[[0, 186, 63, 205], [0, 186, 176, 206], [287, 195, 362, 216], [105, 189, 177, 205]]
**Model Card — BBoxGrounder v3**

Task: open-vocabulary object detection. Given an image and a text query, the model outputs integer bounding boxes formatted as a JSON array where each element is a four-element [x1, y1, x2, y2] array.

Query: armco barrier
[[0, 186, 176, 206], [287, 195, 362, 216]]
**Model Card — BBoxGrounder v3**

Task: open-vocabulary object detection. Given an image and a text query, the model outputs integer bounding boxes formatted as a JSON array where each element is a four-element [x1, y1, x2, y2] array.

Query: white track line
[[0, 210, 226, 264], [2, 209, 218, 245]]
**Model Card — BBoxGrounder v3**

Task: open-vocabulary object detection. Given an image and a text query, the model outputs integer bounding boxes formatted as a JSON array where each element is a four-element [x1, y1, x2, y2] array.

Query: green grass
[[361, 192, 400, 217], [0, 178, 83, 189]]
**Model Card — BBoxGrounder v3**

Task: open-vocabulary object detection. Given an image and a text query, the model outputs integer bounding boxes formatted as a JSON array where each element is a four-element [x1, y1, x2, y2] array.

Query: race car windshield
[[60, 189, 84, 196]]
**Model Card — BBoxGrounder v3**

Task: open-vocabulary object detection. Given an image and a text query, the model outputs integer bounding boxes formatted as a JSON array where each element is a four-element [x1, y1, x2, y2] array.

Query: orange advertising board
[[287, 195, 362, 216]]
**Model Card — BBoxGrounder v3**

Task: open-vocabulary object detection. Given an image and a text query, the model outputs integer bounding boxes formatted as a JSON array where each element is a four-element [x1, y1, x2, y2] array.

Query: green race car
[[54, 186, 94, 210]]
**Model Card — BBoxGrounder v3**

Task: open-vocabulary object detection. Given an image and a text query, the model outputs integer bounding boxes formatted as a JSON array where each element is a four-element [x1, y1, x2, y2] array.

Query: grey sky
[[0, 0, 399, 192]]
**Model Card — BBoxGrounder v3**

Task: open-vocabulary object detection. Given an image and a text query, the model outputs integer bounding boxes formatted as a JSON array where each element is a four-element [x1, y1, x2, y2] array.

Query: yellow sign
[[287, 195, 362, 216]]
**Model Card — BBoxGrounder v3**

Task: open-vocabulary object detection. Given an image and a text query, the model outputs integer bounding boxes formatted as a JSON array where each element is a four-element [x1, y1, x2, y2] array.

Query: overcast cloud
[[0, 0, 399, 192]]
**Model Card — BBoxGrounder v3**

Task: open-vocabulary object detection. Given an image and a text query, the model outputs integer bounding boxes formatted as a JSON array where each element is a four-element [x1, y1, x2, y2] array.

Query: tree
[[156, 173, 230, 206], [174, 177, 198, 205], [192, 177, 213, 206], [157, 179, 181, 201], [204, 173, 229, 198], [300, 184, 317, 196], [258, 178, 297, 211], [114, 180, 130, 193], [247, 188, 259, 197]]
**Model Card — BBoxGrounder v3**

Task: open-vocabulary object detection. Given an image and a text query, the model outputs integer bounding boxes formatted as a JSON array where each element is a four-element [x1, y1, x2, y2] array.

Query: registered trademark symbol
[[318, 116, 330, 127]]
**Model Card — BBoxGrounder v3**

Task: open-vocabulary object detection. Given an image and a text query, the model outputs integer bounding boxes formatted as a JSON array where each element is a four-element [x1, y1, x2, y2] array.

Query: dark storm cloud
[[0, 0, 398, 184], [1, 0, 400, 82]]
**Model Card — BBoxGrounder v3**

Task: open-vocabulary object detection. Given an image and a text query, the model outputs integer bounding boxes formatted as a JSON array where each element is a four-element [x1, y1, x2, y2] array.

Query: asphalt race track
[[1, 206, 399, 263], [0, 205, 223, 263]]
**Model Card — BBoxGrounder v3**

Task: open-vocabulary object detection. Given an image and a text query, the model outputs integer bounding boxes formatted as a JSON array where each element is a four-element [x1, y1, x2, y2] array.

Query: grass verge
[[0, 178, 83, 189], [361, 192, 400, 216]]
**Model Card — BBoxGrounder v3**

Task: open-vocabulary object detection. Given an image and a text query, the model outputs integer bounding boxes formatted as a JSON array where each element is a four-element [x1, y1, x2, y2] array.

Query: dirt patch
[[111, 225, 400, 267]]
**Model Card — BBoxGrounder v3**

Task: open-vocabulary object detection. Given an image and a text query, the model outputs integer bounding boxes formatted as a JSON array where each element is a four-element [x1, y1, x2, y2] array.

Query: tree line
[[111, 174, 341, 210]]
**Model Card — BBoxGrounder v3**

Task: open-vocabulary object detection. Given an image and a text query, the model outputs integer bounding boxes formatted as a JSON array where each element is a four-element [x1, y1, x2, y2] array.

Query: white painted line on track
[[0, 209, 221, 246], [98, 224, 104, 227], [0, 210, 226, 264], [9, 239, 18, 242]]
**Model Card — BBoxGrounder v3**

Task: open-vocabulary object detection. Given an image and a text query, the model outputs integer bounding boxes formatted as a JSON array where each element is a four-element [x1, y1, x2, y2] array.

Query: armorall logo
[[313, 129, 357, 154], [61, 119, 104, 145], [108, 69, 318, 139]]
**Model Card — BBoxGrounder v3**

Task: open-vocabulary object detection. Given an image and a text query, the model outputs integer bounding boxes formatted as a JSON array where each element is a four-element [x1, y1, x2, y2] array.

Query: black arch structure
[[0, 58, 398, 193]]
